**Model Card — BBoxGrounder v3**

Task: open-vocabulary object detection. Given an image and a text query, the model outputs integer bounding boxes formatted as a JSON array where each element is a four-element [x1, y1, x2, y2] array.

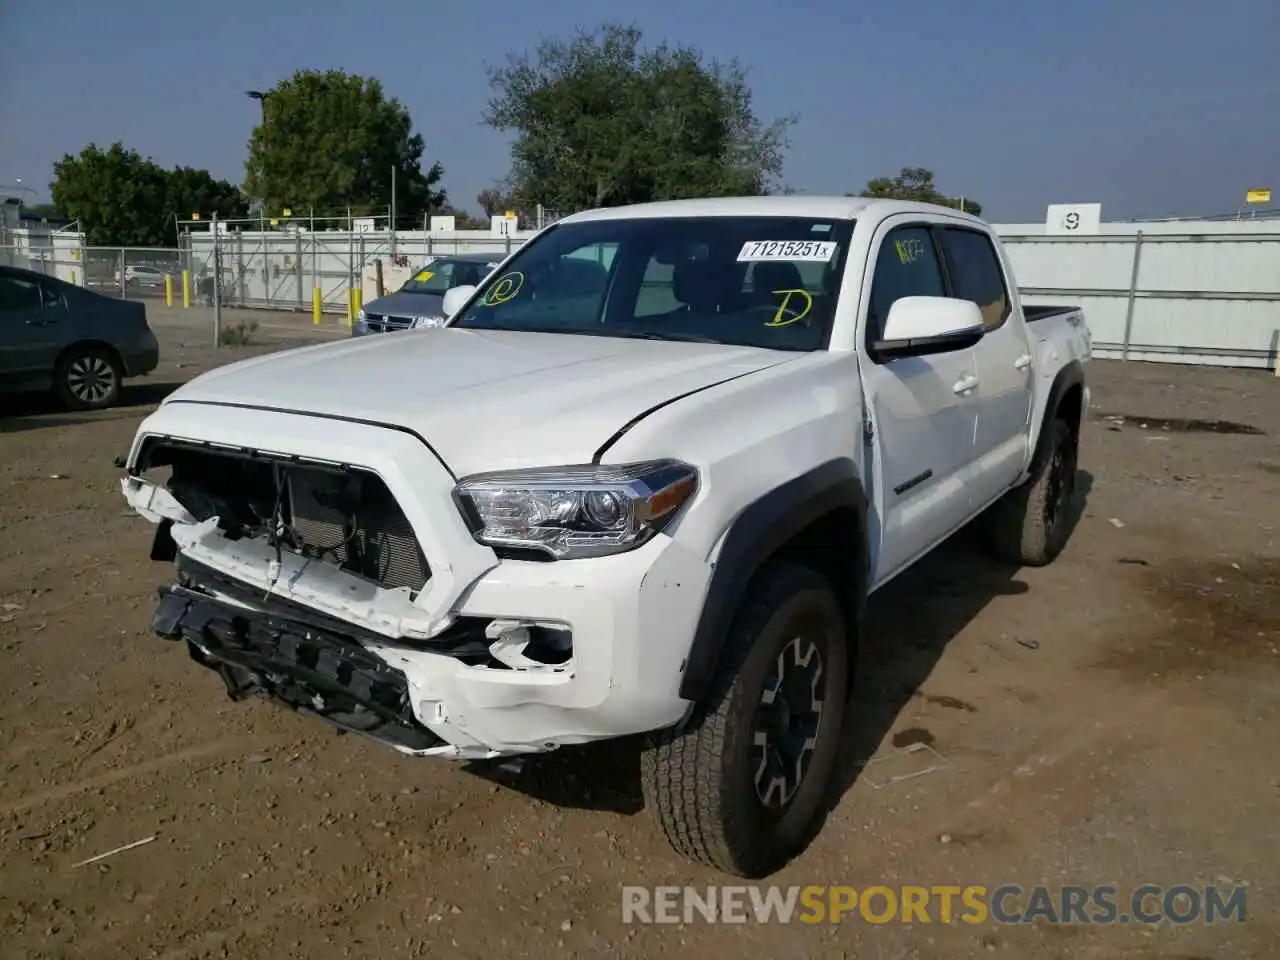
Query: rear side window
[[940, 228, 1010, 329], [866, 226, 946, 341]]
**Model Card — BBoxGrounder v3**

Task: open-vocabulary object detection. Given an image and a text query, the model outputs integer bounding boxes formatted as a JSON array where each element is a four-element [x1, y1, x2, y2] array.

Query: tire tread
[[641, 562, 843, 876]]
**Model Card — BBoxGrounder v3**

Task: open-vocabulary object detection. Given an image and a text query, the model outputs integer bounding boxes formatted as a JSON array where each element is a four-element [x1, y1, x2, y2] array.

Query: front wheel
[[641, 562, 848, 877], [56, 345, 122, 411]]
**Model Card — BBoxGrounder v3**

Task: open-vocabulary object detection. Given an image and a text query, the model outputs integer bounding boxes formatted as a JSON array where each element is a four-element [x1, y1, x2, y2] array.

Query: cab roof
[[556, 195, 986, 226]]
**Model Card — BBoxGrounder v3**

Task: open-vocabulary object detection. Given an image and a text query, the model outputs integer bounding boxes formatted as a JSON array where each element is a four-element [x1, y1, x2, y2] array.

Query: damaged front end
[[122, 436, 535, 759]]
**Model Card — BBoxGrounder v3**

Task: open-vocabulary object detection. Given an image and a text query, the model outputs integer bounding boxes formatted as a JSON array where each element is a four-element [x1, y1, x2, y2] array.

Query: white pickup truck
[[121, 197, 1091, 877]]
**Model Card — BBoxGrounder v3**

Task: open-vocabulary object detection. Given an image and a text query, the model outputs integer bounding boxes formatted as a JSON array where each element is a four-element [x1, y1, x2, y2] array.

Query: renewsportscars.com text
[[621, 884, 1247, 926]]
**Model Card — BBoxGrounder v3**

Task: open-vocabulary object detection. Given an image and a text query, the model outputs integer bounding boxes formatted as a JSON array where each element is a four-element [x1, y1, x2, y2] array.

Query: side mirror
[[442, 284, 477, 318], [872, 297, 985, 361]]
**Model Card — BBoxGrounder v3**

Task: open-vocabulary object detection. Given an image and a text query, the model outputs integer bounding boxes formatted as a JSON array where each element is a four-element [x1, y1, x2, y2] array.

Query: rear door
[[859, 220, 980, 585], [938, 227, 1033, 507], [0, 271, 67, 386]]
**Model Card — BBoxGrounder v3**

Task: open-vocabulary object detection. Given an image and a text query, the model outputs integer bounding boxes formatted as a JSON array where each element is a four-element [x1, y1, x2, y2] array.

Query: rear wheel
[[56, 345, 122, 411], [641, 562, 848, 877], [987, 417, 1078, 566]]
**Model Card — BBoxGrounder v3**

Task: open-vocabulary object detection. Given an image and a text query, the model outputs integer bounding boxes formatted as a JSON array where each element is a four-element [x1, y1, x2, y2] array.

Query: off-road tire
[[987, 417, 1078, 566], [641, 561, 848, 878], [56, 344, 122, 411]]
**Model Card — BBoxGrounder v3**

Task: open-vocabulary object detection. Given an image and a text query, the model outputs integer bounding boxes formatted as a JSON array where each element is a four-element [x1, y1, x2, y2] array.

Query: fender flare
[[678, 458, 869, 703], [1032, 360, 1086, 461]]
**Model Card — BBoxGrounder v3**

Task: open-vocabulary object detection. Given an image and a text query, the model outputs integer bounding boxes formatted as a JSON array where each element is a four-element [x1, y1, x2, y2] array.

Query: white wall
[[997, 223, 1280, 368]]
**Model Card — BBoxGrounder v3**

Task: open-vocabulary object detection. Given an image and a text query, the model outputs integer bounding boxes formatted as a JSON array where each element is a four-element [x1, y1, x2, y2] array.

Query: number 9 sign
[[1063, 212, 1081, 231]]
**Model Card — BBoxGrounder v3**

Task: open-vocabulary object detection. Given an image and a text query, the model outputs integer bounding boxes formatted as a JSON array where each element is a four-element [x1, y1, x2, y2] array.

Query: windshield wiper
[[614, 330, 722, 344]]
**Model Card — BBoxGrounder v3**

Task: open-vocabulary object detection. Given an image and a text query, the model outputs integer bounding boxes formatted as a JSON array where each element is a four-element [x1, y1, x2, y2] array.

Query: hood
[[162, 328, 796, 475], [363, 289, 444, 318]]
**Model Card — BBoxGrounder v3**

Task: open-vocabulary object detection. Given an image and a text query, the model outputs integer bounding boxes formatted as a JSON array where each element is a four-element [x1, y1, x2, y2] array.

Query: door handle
[[953, 374, 979, 395], [1014, 353, 1033, 370]]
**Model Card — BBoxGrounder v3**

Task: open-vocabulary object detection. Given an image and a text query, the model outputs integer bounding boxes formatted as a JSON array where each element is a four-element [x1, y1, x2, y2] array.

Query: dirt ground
[[2, 309, 1278, 959]]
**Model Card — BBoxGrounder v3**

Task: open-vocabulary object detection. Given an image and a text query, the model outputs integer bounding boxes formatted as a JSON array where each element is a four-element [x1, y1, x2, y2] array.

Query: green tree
[[476, 187, 515, 218], [244, 69, 446, 222], [851, 167, 982, 216], [167, 166, 248, 226], [484, 22, 793, 211], [51, 143, 170, 246], [50, 143, 244, 245]]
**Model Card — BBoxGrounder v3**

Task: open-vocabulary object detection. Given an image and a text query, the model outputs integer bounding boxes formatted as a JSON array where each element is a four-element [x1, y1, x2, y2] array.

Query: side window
[[940, 228, 1010, 330], [866, 226, 946, 340], [0, 276, 46, 316], [562, 241, 619, 271], [635, 257, 680, 317], [534, 243, 614, 300]]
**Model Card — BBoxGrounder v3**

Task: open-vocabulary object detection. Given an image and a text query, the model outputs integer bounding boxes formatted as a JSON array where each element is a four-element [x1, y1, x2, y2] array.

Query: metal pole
[[390, 166, 397, 258], [236, 229, 246, 305], [118, 248, 126, 298], [310, 207, 318, 314], [1121, 230, 1144, 361], [212, 212, 222, 347]]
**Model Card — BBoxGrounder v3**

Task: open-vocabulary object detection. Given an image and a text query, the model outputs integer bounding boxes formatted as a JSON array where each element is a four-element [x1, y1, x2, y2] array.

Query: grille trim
[[362, 312, 415, 333], [143, 441, 432, 594]]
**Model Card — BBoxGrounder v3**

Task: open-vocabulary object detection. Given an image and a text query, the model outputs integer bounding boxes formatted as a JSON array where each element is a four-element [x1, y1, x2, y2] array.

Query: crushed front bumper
[[153, 561, 502, 759]]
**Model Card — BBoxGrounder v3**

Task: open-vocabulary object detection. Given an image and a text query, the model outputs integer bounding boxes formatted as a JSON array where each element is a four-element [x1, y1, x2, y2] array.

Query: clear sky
[[1, 0, 1275, 222]]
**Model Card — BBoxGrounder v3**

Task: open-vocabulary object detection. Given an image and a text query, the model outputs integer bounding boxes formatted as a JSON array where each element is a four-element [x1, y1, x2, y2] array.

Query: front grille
[[148, 441, 431, 593], [363, 312, 414, 333]]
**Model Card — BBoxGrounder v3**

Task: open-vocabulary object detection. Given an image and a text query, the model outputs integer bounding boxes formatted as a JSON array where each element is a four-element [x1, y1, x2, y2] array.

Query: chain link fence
[[1, 228, 536, 316]]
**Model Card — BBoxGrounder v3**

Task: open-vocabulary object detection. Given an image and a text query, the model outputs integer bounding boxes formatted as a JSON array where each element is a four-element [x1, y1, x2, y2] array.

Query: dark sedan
[[0, 265, 160, 410], [352, 252, 502, 336]]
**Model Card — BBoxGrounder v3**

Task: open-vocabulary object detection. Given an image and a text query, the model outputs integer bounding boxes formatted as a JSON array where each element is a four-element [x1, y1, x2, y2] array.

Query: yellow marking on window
[[764, 288, 813, 327], [480, 271, 525, 306]]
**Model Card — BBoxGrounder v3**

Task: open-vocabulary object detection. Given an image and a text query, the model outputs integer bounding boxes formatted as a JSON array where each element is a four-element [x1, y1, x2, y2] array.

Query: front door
[[859, 222, 979, 586]]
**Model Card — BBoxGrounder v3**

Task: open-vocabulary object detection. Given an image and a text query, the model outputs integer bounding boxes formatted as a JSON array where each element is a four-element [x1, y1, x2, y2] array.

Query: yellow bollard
[[164, 274, 174, 307], [353, 286, 362, 317], [312, 288, 322, 324], [70, 269, 77, 286], [181, 270, 191, 308]]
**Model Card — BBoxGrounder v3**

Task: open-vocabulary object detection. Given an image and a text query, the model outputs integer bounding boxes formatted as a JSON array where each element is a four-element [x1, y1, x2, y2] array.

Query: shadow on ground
[[464, 472, 1095, 834], [0, 382, 182, 434]]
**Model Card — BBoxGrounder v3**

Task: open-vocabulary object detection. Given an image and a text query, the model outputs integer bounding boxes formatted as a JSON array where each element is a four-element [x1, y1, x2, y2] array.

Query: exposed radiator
[[286, 467, 430, 592]]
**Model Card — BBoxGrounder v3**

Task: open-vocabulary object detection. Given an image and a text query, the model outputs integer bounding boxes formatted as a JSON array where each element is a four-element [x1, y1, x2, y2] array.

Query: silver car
[[0, 265, 160, 410]]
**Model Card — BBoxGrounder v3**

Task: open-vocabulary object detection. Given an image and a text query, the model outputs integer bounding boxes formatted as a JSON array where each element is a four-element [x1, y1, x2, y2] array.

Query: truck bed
[[1024, 305, 1080, 323]]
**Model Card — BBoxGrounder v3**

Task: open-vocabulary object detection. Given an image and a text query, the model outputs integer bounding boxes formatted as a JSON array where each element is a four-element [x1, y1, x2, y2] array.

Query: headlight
[[412, 315, 446, 329], [454, 460, 698, 559], [356, 308, 367, 321]]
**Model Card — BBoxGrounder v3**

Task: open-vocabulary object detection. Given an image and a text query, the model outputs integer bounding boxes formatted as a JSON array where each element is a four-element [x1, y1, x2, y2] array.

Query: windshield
[[449, 216, 855, 350], [400, 258, 496, 295]]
